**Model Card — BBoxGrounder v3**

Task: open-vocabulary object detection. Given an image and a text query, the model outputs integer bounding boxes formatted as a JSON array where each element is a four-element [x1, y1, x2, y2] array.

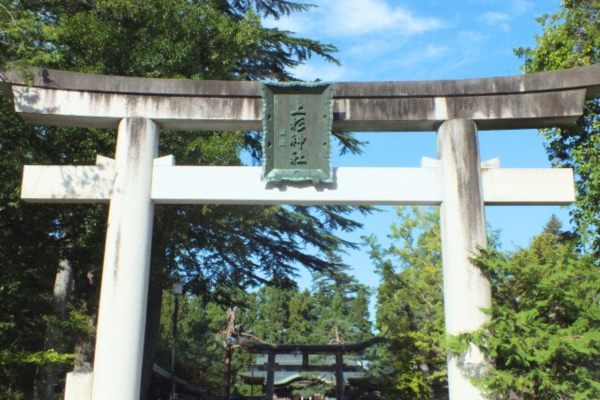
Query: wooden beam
[[238, 338, 381, 355]]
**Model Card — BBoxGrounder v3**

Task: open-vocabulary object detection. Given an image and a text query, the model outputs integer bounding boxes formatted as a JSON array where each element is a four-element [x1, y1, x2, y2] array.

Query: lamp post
[[224, 337, 235, 400], [171, 281, 184, 400]]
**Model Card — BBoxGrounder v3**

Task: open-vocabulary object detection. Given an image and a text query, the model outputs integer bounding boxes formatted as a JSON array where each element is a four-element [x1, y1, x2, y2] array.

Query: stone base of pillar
[[65, 371, 93, 400]]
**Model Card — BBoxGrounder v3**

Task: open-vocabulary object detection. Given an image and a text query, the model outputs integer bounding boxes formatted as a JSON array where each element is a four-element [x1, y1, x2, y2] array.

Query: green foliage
[[515, 0, 600, 252], [286, 289, 314, 343], [227, 0, 316, 19], [0, 3, 61, 72], [370, 208, 600, 400], [157, 291, 234, 393], [0, 0, 339, 80], [0, 349, 73, 367], [248, 286, 293, 343], [306, 253, 373, 345], [461, 221, 600, 400], [367, 206, 447, 400]]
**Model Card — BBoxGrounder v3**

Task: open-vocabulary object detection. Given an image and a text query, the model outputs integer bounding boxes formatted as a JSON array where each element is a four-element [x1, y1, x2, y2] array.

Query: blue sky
[[263, 0, 570, 291]]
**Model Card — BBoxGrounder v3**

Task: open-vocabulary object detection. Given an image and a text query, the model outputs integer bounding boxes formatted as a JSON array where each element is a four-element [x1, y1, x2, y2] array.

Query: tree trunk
[[140, 280, 163, 400], [34, 258, 73, 400], [73, 269, 99, 373]]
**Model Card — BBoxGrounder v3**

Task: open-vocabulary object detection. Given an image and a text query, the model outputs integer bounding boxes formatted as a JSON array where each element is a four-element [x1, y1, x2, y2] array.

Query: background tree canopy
[[515, 0, 600, 253]]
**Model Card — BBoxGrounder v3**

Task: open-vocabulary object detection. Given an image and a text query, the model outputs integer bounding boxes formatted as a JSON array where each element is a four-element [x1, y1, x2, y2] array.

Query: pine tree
[[310, 254, 372, 345], [368, 206, 446, 400], [514, 0, 600, 252], [286, 289, 314, 344], [462, 217, 600, 399], [249, 286, 292, 343]]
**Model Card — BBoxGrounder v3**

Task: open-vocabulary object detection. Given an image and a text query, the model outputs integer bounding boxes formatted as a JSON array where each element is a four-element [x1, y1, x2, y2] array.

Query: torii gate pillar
[[92, 118, 159, 400], [438, 119, 490, 399]]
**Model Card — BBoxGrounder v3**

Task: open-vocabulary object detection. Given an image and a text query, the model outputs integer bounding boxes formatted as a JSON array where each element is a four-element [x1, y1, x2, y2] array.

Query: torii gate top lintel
[[1, 64, 599, 132]]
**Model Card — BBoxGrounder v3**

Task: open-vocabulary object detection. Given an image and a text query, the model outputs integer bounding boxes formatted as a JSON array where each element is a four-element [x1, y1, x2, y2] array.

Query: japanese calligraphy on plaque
[[261, 82, 334, 184]]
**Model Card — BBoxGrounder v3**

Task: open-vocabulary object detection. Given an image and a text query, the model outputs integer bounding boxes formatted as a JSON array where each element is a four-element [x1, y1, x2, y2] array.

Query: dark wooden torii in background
[[239, 337, 382, 400]]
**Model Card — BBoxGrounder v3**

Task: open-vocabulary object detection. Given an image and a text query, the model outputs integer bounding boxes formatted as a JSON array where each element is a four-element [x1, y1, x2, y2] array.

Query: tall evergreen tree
[[514, 0, 600, 252], [248, 286, 292, 343], [286, 289, 314, 344], [461, 218, 600, 399], [310, 254, 372, 345], [347, 287, 372, 343], [367, 206, 446, 400]]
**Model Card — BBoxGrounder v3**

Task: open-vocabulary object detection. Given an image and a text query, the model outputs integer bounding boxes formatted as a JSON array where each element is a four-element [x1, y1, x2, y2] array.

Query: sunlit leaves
[[515, 1, 600, 252], [367, 206, 447, 400], [465, 222, 600, 399]]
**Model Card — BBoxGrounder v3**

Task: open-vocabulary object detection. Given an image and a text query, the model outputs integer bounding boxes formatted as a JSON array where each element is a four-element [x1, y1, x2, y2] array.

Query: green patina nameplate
[[261, 82, 334, 184]]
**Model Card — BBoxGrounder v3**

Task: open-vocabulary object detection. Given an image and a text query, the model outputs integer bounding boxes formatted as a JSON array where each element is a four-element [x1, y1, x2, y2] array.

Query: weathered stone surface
[[332, 89, 585, 131], [437, 119, 490, 400], [91, 118, 158, 400], [3, 65, 600, 131], [11, 86, 264, 131], [64, 371, 93, 400], [0, 68, 262, 98], [10, 85, 586, 132], [3, 65, 600, 99], [334, 64, 600, 99], [21, 165, 115, 202]]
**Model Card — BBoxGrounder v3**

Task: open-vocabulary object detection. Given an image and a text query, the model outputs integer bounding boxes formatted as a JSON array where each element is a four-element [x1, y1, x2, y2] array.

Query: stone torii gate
[[2, 64, 599, 400]]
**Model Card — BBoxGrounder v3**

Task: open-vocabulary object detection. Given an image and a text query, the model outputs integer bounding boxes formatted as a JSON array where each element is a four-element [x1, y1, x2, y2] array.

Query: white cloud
[[388, 44, 450, 69], [479, 11, 510, 24], [324, 0, 444, 37], [478, 11, 511, 31], [348, 37, 407, 58], [458, 30, 487, 43], [262, 0, 444, 38], [475, 0, 534, 31], [512, 0, 534, 15]]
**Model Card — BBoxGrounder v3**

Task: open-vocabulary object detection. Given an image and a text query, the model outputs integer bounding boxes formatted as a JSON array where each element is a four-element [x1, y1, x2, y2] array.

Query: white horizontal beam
[[482, 168, 575, 205], [22, 165, 575, 206], [21, 165, 115, 203], [151, 167, 443, 205]]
